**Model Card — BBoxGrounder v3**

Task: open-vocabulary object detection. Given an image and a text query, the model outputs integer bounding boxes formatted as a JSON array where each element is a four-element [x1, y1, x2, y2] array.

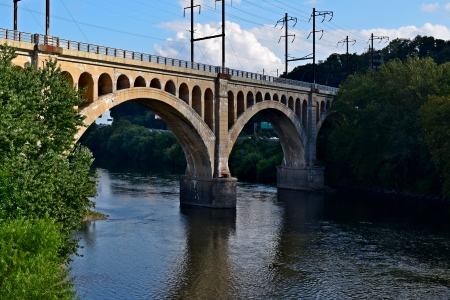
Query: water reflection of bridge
[[2, 28, 337, 208]]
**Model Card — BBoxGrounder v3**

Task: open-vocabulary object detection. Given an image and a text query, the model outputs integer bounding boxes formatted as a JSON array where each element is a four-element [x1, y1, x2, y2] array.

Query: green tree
[[0, 45, 97, 256], [0, 218, 77, 300], [419, 95, 450, 198], [327, 56, 447, 195]]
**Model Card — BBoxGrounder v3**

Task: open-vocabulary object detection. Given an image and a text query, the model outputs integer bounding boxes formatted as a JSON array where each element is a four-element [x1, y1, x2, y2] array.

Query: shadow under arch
[[228, 101, 308, 168], [77, 88, 215, 178]]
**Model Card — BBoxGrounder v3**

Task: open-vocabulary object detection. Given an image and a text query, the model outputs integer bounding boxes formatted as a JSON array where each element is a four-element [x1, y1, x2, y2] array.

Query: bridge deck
[[0, 28, 338, 94]]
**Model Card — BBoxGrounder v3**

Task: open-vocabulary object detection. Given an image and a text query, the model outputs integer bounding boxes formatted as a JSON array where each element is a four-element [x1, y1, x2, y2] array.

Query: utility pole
[[184, 0, 201, 63], [13, 0, 20, 31], [338, 36, 356, 74], [369, 33, 389, 70], [309, 8, 333, 83], [46, 0, 50, 36], [276, 13, 297, 78], [191, 0, 225, 70]]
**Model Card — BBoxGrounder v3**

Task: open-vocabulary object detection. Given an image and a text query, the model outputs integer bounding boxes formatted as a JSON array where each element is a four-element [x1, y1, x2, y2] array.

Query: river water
[[70, 168, 450, 299]]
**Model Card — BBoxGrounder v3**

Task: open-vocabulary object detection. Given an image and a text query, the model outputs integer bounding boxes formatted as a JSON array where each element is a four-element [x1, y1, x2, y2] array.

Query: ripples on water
[[70, 169, 450, 299]]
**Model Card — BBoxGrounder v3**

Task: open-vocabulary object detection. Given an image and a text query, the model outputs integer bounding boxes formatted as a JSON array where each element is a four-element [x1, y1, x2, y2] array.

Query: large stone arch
[[228, 101, 308, 169], [78, 88, 215, 178]]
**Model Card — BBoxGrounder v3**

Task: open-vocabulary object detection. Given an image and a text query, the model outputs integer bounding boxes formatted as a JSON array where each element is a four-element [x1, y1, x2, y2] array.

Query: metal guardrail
[[0, 28, 339, 93]]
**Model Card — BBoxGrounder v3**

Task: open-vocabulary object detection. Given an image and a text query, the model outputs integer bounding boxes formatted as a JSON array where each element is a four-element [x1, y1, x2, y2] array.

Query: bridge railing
[[0, 28, 339, 93]]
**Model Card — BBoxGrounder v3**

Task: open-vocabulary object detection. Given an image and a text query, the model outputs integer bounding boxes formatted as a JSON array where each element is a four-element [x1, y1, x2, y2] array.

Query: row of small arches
[[60, 71, 331, 131]]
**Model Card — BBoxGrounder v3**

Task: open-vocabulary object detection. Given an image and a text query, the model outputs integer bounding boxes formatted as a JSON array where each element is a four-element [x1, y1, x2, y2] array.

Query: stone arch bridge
[[1, 29, 338, 208]]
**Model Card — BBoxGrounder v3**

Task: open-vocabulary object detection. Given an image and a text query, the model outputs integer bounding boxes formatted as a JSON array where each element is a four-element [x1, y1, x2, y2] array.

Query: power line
[[58, 0, 89, 43]]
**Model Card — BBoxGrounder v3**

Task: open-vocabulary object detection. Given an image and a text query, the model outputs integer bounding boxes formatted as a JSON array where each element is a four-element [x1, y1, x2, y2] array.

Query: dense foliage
[[82, 119, 186, 170], [0, 45, 97, 298], [419, 95, 450, 199], [324, 55, 450, 198], [0, 218, 76, 299], [229, 136, 283, 183], [287, 35, 450, 87]]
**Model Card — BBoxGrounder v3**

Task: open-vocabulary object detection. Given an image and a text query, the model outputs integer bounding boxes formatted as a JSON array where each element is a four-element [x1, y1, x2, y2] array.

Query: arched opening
[[179, 83, 189, 105], [192, 86, 202, 117], [273, 94, 279, 102], [320, 101, 325, 114], [288, 97, 294, 110], [302, 100, 307, 128], [247, 91, 254, 108], [204, 88, 214, 131], [228, 91, 235, 129], [281, 95, 287, 105], [78, 72, 94, 103], [316, 102, 320, 123], [165, 80, 176, 96], [237, 91, 245, 117], [256, 92, 263, 103], [98, 73, 113, 96], [326, 100, 331, 110], [228, 107, 305, 184], [77, 93, 216, 180], [150, 78, 161, 89], [61, 71, 74, 89], [117, 74, 130, 90], [264, 93, 271, 101], [134, 76, 146, 88], [295, 98, 301, 118]]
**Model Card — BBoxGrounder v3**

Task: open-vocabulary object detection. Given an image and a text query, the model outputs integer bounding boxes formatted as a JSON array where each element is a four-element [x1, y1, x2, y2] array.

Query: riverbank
[[83, 210, 109, 222]]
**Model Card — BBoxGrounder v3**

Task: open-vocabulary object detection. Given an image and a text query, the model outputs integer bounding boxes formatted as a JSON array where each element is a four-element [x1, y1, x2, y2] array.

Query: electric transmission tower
[[369, 33, 389, 70], [184, 0, 201, 63], [309, 8, 333, 83], [338, 36, 356, 74], [185, 0, 226, 69]]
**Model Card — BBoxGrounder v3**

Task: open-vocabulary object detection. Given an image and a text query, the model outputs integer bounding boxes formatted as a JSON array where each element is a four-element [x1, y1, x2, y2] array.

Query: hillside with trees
[[286, 35, 450, 87]]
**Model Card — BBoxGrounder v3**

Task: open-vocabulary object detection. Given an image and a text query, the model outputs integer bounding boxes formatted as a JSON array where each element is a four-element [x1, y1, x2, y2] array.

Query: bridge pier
[[276, 166, 325, 191], [180, 176, 237, 208]]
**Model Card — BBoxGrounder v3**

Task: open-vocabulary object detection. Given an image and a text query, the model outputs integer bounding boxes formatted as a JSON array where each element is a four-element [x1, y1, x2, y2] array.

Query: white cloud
[[444, 2, 450, 11], [155, 21, 283, 73], [421, 3, 439, 12], [152, 20, 450, 76], [360, 23, 450, 41]]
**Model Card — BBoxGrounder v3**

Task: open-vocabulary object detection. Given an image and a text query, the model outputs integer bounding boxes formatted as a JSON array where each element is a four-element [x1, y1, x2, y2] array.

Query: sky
[[1, 0, 450, 74]]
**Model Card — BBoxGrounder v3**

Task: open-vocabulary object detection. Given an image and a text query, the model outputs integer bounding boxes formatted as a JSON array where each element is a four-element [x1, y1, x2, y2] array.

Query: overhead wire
[[58, 0, 89, 43]]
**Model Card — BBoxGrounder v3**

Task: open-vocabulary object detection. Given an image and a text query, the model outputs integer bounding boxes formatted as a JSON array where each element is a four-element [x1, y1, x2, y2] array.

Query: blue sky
[[1, 0, 450, 73]]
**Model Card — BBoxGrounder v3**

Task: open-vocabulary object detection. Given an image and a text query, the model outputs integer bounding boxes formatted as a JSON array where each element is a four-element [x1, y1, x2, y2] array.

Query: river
[[70, 168, 450, 299]]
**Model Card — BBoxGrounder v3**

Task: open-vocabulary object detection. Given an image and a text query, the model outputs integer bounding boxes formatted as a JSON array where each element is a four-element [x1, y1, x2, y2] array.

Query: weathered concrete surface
[[180, 176, 237, 208], [277, 166, 325, 191]]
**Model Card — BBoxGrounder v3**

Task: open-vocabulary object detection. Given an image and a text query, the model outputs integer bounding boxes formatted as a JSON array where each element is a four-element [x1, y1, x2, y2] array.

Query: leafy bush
[[0, 218, 77, 299]]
